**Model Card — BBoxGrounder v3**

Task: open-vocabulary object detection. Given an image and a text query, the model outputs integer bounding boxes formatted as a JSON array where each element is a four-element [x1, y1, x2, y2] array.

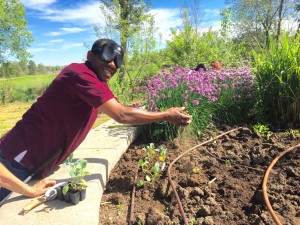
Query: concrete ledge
[[0, 120, 140, 225]]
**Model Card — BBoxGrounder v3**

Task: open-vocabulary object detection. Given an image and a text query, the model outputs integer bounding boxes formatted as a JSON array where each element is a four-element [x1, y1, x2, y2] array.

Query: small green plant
[[62, 153, 91, 195], [188, 218, 196, 225], [136, 221, 144, 225], [224, 159, 232, 166], [192, 167, 200, 173], [253, 123, 271, 140], [137, 143, 168, 188], [116, 201, 123, 211], [285, 129, 300, 137]]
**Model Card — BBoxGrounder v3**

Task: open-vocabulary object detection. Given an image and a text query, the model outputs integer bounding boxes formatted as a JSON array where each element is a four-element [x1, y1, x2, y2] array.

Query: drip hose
[[262, 143, 300, 225], [167, 127, 243, 225]]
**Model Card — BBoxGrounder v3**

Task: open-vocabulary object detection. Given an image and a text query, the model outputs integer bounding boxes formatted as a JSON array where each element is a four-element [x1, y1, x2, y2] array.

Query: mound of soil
[[99, 127, 300, 225]]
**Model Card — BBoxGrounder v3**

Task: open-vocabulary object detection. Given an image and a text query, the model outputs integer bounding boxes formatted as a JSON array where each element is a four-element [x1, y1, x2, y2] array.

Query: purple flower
[[192, 100, 199, 105]]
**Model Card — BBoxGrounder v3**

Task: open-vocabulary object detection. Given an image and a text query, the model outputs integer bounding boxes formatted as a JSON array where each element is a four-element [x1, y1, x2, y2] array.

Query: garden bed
[[99, 127, 300, 225]]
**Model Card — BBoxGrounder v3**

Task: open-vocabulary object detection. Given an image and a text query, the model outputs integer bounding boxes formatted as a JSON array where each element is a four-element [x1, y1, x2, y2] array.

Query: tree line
[[0, 60, 64, 77], [0, 0, 299, 78]]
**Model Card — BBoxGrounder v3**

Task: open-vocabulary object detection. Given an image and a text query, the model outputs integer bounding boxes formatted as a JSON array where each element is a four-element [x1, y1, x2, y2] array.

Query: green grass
[[0, 74, 56, 90]]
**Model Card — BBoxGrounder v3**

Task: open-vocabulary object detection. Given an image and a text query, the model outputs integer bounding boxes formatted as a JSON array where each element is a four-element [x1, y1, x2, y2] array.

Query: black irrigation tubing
[[262, 143, 300, 225], [167, 127, 243, 225], [129, 164, 140, 225]]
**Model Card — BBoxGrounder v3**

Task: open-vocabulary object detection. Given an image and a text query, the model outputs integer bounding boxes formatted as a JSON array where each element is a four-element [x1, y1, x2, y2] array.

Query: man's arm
[[98, 98, 191, 126], [0, 162, 56, 198]]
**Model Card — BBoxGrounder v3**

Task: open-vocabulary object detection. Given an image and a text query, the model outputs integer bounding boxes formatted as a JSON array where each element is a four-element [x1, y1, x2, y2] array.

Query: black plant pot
[[63, 191, 70, 202], [55, 186, 64, 201], [69, 191, 80, 205], [80, 189, 86, 201]]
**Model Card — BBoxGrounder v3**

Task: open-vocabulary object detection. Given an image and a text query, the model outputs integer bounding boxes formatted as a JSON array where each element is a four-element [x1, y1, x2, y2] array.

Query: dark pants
[[0, 153, 31, 203]]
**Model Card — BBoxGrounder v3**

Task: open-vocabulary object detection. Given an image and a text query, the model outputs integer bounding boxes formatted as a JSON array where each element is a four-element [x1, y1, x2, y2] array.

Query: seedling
[[224, 158, 232, 166], [137, 143, 168, 188], [188, 218, 196, 225], [253, 123, 271, 140], [62, 153, 91, 194], [117, 201, 123, 211]]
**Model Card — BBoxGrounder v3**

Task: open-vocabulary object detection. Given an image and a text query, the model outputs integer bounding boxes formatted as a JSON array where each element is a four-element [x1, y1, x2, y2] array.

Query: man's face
[[89, 52, 117, 82]]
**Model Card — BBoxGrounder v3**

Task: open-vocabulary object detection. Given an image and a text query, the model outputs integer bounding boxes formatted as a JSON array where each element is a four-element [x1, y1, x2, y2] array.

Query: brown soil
[[99, 126, 300, 225]]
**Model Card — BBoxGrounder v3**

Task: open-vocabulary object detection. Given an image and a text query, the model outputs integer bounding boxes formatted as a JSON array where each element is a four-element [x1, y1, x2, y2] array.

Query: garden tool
[[19, 181, 66, 215]]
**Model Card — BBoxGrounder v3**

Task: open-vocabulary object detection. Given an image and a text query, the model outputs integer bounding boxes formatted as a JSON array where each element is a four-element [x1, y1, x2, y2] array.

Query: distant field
[[0, 74, 56, 90]]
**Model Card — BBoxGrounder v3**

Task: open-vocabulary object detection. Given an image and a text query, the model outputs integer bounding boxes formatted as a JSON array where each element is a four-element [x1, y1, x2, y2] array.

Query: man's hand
[[24, 179, 56, 197], [165, 107, 192, 126]]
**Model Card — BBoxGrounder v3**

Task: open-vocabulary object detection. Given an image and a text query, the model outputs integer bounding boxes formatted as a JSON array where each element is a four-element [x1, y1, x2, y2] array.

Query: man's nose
[[108, 60, 117, 69]]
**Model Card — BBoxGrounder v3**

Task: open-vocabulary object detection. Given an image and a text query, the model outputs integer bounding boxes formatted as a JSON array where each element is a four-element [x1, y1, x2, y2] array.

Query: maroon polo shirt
[[0, 62, 115, 178]]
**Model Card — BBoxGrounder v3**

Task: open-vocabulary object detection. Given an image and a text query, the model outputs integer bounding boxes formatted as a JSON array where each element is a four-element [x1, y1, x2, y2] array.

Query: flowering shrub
[[134, 66, 255, 140]]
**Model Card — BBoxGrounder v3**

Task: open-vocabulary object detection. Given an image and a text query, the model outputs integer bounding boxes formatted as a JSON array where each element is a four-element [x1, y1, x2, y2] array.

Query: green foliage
[[253, 123, 271, 140], [220, 7, 233, 38], [253, 32, 300, 128], [137, 143, 167, 188], [62, 153, 91, 194], [0, 74, 55, 104], [228, 0, 296, 50], [0, 80, 15, 104], [28, 60, 37, 75], [97, 1, 161, 101], [164, 9, 199, 68], [0, 60, 63, 78], [164, 21, 250, 69], [0, 0, 33, 63]]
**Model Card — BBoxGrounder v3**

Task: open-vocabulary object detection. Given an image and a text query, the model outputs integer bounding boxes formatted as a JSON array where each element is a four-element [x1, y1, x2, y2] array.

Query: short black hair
[[194, 63, 207, 71]]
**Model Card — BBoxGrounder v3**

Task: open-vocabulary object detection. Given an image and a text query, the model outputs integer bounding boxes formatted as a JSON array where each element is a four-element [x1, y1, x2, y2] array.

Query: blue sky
[[20, 0, 226, 66]]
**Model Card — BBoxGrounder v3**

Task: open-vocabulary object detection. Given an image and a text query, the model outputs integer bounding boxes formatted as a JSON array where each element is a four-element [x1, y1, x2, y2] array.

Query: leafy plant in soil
[[137, 143, 168, 188]]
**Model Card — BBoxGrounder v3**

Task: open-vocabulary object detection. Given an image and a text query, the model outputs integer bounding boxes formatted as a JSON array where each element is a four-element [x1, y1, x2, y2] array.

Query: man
[[0, 38, 191, 204]]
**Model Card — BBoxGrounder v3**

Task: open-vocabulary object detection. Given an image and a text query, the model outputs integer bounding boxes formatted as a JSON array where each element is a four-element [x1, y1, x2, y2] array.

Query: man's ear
[[87, 50, 93, 61]]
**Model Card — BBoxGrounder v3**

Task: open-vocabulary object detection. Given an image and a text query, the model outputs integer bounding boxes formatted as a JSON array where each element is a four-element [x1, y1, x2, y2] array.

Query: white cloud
[[50, 39, 64, 43], [46, 27, 87, 36], [62, 43, 84, 50], [150, 8, 181, 41], [20, 0, 105, 26], [20, 0, 57, 11], [203, 9, 221, 21], [28, 47, 56, 53]]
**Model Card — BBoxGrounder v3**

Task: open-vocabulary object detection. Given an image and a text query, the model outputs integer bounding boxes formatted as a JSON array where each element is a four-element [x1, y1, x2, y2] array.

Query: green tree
[[28, 60, 37, 75], [0, 61, 23, 77], [226, 0, 296, 49], [0, 0, 33, 63], [165, 9, 199, 68], [295, 4, 300, 37], [220, 7, 233, 38], [37, 63, 47, 74], [95, 0, 154, 80]]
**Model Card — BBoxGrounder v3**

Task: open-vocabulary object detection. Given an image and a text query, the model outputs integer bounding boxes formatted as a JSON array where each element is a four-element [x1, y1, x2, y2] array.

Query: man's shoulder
[[61, 63, 95, 78], [65, 62, 88, 71]]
